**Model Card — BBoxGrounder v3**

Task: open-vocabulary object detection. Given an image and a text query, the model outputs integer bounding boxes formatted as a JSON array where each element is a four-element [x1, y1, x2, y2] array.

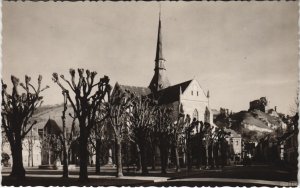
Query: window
[[193, 109, 199, 120], [197, 91, 199, 96], [191, 91, 193, 95], [236, 141, 239, 146]]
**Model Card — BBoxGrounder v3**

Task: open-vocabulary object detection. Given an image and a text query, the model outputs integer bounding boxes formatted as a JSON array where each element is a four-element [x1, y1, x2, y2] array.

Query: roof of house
[[224, 128, 241, 138], [32, 105, 79, 132], [44, 119, 62, 135]]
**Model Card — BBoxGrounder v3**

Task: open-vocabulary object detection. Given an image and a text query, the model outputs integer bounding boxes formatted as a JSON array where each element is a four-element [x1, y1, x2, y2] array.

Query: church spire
[[155, 11, 165, 62], [149, 9, 170, 93]]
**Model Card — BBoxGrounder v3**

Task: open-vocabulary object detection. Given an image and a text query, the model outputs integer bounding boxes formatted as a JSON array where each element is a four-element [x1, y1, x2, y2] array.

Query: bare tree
[[170, 113, 189, 172], [203, 123, 214, 169], [184, 115, 193, 171], [149, 129, 158, 170], [105, 84, 133, 177], [127, 94, 156, 174], [153, 106, 174, 174], [89, 106, 108, 174], [1, 75, 48, 178], [52, 69, 111, 181], [202, 125, 230, 169], [214, 127, 231, 168], [61, 92, 69, 178], [195, 121, 212, 169], [59, 92, 79, 178]]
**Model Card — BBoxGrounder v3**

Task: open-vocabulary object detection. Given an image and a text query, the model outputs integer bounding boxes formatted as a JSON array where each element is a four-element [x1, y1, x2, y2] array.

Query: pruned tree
[[213, 127, 231, 168], [184, 115, 194, 171], [106, 84, 133, 177], [1, 75, 49, 178], [59, 92, 79, 178], [127, 94, 156, 174], [169, 113, 187, 172], [153, 106, 174, 174], [203, 123, 214, 169], [89, 104, 108, 174], [149, 129, 158, 170], [195, 121, 212, 169], [52, 69, 111, 181]]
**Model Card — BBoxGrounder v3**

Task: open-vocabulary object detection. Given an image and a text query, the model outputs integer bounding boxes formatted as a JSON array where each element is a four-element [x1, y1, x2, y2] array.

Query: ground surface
[[1, 164, 298, 186]]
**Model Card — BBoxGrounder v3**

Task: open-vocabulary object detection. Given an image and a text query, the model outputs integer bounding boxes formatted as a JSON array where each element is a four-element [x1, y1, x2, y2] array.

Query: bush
[[1, 152, 11, 167]]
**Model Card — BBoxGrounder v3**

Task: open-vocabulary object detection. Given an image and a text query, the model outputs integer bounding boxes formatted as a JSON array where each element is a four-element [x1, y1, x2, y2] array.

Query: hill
[[215, 109, 287, 142]]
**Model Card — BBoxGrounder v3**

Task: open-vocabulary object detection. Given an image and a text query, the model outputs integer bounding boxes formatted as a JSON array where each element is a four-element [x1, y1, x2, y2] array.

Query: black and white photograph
[[1, 1, 299, 187]]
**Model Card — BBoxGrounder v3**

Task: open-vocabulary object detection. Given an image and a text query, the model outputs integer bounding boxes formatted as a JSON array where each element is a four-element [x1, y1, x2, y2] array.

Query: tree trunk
[[95, 139, 101, 174], [10, 137, 26, 178], [198, 139, 203, 170], [205, 145, 209, 169], [159, 142, 167, 174], [140, 144, 148, 175], [151, 145, 156, 170], [151, 155, 156, 170], [186, 134, 192, 171], [217, 143, 221, 168], [136, 145, 141, 172], [211, 144, 215, 168], [62, 143, 69, 178], [137, 152, 142, 172], [174, 146, 181, 172], [79, 128, 89, 181], [48, 147, 51, 165], [28, 147, 31, 167], [31, 145, 34, 167], [115, 138, 123, 177]]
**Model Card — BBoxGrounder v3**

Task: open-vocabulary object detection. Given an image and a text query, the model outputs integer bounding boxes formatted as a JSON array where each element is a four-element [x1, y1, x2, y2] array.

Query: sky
[[2, 2, 299, 115]]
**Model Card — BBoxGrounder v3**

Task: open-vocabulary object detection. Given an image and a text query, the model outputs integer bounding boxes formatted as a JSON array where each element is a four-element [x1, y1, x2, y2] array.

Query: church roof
[[118, 84, 152, 96], [114, 79, 192, 105], [156, 79, 192, 104]]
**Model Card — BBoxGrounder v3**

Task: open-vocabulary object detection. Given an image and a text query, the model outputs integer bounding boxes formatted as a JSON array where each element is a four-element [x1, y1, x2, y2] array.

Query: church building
[[113, 13, 214, 128]]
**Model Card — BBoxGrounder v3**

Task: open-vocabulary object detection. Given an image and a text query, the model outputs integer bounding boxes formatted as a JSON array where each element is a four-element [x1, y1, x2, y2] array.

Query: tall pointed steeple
[[155, 11, 165, 62], [149, 10, 170, 93]]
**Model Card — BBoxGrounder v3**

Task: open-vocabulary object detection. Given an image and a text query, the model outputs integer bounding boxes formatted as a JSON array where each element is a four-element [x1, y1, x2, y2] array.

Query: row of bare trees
[[2, 69, 231, 181]]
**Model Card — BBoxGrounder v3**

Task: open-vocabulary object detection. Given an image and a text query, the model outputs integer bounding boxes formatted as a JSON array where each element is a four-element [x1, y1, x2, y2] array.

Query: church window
[[193, 109, 199, 120]]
